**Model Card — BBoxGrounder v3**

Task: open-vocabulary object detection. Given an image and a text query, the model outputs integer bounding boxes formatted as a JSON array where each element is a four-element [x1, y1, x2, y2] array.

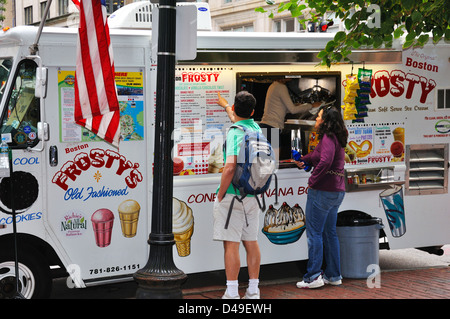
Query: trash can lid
[[337, 211, 382, 227], [351, 217, 382, 226]]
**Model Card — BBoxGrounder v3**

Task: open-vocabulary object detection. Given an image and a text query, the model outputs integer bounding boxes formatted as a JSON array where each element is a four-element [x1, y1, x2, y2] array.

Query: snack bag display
[[353, 68, 373, 123], [342, 102, 358, 120], [342, 74, 359, 120]]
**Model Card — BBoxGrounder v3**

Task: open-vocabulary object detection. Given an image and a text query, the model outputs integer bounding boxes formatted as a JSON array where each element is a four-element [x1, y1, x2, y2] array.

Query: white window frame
[[273, 18, 304, 32], [222, 24, 254, 32], [24, 6, 33, 25], [436, 88, 450, 110]]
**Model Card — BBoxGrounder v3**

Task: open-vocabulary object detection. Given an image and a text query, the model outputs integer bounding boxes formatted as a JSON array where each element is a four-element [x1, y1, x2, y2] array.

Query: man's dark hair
[[234, 91, 256, 118]]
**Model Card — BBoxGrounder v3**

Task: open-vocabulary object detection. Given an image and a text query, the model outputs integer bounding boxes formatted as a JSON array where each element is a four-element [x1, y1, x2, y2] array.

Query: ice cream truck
[[0, 1, 449, 298]]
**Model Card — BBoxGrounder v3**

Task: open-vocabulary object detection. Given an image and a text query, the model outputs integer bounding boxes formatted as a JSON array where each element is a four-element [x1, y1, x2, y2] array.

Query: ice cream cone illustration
[[118, 199, 140, 238], [91, 209, 114, 247], [172, 197, 194, 257]]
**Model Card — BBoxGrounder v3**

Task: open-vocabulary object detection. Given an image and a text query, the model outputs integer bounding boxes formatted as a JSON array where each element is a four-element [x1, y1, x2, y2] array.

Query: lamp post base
[[134, 273, 187, 299], [134, 235, 187, 299]]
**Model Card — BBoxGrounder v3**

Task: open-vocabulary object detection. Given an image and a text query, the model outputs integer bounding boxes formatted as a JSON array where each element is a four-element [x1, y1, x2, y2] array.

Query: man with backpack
[[213, 91, 265, 299]]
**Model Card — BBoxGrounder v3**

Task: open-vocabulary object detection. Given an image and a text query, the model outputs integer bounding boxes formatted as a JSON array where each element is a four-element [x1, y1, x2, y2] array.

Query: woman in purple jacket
[[295, 105, 348, 289]]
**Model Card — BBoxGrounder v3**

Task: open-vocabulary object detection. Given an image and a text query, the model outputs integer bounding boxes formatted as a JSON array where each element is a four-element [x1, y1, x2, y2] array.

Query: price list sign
[[173, 67, 235, 175]]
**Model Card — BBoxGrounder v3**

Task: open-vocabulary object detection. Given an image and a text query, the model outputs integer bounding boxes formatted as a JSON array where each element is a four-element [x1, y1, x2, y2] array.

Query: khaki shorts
[[213, 194, 260, 242]]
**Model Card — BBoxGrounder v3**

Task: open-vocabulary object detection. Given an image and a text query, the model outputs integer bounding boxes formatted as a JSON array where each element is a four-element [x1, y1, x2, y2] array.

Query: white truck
[[0, 2, 448, 298]]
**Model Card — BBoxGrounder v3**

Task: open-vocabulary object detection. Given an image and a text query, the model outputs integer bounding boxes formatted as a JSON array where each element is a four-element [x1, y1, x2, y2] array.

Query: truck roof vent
[[108, 1, 211, 31], [108, 2, 153, 29]]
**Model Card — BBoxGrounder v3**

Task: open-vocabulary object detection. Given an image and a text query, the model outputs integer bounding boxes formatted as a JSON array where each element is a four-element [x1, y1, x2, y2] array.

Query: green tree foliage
[[256, 0, 450, 67], [0, 0, 7, 22]]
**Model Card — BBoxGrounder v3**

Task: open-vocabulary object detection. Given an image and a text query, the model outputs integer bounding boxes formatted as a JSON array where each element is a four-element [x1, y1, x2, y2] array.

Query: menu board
[[58, 70, 144, 143], [173, 67, 235, 176], [116, 72, 144, 141], [346, 122, 405, 165]]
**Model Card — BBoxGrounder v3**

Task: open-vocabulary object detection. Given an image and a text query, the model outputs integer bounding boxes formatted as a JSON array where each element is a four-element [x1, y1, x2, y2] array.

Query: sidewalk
[[182, 266, 450, 299], [49, 246, 450, 299]]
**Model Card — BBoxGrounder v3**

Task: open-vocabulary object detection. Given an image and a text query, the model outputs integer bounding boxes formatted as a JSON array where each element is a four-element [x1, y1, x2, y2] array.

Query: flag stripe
[[72, 0, 80, 9], [90, 2, 107, 116], [72, 0, 120, 147], [81, 0, 101, 117], [95, 4, 117, 115]]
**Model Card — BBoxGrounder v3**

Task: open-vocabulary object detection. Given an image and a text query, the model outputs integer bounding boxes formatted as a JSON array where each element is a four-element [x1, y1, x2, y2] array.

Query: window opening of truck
[[0, 58, 13, 106], [437, 88, 450, 109], [0, 59, 40, 148]]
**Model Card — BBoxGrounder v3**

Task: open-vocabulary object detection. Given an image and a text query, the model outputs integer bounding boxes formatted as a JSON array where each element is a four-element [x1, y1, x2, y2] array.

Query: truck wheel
[[0, 248, 52, 299]]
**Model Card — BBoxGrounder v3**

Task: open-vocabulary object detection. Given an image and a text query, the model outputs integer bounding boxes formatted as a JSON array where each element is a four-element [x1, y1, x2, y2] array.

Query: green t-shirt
[[217, 119, 262, 196]]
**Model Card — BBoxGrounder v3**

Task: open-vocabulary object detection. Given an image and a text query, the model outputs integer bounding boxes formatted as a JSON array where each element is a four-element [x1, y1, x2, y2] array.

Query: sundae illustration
[[262, 202, 306, 245], [172, 197, 194, 256], [91, 208, 115, 247], [118, 199, 141, 238], [173, 157, 184, 175], [208, 144, 224, 173]]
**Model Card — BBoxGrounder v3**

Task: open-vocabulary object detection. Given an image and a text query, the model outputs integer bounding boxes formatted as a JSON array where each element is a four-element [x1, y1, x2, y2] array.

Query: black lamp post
[[133, 0, 187, 298]]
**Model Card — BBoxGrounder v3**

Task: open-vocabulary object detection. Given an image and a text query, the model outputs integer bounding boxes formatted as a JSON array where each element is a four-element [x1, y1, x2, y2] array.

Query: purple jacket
[[301, 133, 346, 192]]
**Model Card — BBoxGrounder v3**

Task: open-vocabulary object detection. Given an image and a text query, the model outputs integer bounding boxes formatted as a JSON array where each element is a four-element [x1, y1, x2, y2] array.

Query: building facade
[[2, 0, 132, 28], [2, 0, 321, 32], [209, 0, 306, 32]]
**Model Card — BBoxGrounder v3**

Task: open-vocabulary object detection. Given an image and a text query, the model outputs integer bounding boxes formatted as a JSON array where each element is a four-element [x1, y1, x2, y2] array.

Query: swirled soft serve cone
[[173, 198, 194, 256]]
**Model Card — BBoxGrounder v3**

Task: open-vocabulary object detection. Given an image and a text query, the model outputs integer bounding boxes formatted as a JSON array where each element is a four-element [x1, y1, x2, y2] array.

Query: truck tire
[[0, 248, 52, 299]]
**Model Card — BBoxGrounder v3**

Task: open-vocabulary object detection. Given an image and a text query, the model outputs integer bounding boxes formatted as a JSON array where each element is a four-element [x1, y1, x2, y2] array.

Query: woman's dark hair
[[317, 105, 348, 148], [234, 91, 256, 118]]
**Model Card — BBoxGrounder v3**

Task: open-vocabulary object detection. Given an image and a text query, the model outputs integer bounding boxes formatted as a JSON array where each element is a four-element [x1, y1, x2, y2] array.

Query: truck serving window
[[0, 59, 40, 148], [0, 58, 13, 105]]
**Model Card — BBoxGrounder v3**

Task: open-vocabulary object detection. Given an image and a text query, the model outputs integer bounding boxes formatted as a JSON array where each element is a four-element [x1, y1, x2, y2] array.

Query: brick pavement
[[182, 267, 450, 299]]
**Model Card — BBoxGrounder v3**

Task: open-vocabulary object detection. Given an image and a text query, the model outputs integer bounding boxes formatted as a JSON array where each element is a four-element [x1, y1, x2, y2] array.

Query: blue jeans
[[303, 188, 345, 283]]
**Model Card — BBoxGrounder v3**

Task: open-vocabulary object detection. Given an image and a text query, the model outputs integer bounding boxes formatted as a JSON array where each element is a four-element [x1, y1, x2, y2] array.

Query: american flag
[[72, 0, 120, 147]]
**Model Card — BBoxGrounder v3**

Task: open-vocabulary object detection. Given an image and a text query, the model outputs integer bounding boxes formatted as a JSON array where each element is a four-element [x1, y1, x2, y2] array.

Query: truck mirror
[[37, 122, 49, 141], [35, 67, 47, 98]]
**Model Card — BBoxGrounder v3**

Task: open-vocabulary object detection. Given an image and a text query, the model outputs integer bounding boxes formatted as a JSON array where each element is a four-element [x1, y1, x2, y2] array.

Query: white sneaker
[[222, 291, 240, 299], [323, 278, 342, 286], [242, 288, 260, 299], [296, 275, 324, 289]]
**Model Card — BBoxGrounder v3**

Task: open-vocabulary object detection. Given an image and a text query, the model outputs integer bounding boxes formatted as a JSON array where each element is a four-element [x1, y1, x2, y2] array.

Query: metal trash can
[[336, 211, 384, 279]]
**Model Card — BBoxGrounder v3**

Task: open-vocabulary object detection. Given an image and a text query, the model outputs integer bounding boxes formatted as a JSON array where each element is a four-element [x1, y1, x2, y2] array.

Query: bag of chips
[[353, 68, 373, 123], [342, 74, 360, 120]]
